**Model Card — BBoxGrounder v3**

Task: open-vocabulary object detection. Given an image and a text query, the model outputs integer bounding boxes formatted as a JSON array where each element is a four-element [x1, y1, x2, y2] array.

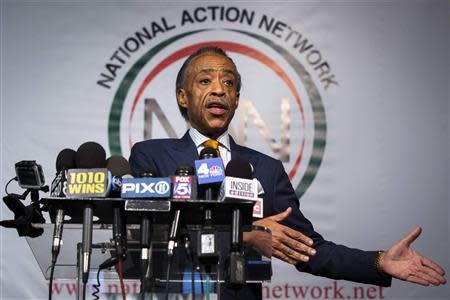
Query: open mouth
[[206, 101, 228, 115]]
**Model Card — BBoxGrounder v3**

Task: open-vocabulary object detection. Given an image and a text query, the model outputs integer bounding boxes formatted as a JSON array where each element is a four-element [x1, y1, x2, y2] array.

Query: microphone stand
[[112, 202, 127, 260], [49, 207, 64, 300], [81, 202, 93, 299], [227, 206, 246, 288], [140, 212, 153, 299]]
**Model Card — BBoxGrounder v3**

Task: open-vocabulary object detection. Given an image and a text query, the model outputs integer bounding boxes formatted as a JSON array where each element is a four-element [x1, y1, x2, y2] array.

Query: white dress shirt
[[188, 128, 231, 167]]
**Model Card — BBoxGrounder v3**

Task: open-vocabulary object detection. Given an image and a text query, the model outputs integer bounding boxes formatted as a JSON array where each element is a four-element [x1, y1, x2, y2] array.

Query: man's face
[[177, 53, 240, 138]]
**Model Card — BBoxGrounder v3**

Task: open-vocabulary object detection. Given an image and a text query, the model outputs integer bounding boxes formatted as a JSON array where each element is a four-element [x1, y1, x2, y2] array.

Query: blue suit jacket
[[129, 132, 391, 299]]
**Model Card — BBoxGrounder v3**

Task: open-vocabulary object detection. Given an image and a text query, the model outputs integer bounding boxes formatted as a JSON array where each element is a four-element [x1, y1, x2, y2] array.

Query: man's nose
[[210, 80, 225, 96]]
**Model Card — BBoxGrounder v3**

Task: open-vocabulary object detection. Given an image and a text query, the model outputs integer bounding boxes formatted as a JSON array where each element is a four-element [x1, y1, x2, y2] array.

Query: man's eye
[[199, 79, 210, 84], [224, 80, 234, 87]]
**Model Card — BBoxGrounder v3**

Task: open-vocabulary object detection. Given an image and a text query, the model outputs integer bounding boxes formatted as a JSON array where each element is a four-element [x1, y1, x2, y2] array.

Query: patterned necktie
[[202, 139, 220, 157]]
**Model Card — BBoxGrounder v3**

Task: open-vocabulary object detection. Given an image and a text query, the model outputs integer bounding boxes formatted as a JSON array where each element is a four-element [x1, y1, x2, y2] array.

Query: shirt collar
[[188, 128, 230, 151]]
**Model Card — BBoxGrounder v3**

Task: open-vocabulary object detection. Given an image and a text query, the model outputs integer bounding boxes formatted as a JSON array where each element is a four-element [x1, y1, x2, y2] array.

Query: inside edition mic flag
[[219, 159, 258, 202]]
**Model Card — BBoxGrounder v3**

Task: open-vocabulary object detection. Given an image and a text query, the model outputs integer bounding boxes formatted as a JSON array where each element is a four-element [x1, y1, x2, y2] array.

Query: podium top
[[41, 197, 256, 226]]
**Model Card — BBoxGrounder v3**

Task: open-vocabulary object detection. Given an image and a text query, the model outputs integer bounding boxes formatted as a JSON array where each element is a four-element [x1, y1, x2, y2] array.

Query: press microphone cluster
[[50, 142, 134, 284], [47, 142, 263, 294]]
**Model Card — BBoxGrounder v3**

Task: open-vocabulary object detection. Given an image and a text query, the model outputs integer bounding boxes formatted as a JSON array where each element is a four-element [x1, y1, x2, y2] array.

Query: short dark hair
[[175, 46, 241, 120]]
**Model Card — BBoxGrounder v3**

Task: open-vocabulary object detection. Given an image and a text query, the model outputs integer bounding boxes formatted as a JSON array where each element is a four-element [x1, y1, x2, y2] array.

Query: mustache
[[205, 99, 230, 109]]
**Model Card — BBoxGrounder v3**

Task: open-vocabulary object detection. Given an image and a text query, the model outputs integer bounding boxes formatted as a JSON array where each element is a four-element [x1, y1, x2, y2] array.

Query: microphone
[[75, 142, 106, 284], [172, 165, 197, 199], [168, 165, 196, 257], [51, 148, 76, 197], [222, 159, 255, 248], [218, 159, 258, 203], [51, 148, 77, 263], [220, 158, 255, 288], [137, 167, 158, 294], [106, 155, 132, 261], [194, 148, 225, 262], [121, 166, 171, 199], [195, 147, 225, 200], [75, 142, 106, 169]]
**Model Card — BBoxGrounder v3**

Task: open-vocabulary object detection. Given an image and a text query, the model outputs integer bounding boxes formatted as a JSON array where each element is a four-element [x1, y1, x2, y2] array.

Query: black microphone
[[75, 141, 106, 284], [224, 159, 252, 251], [106, 155, 132, 261], [199, 147, 219, 201], [197, 147, 222, 227], [168, 164, 196, 257], [222, 158, 254, 288], [194, 147, 224, 264], [51, 148, 77, 262], [139, 167, 158, 293], [51, 148, 76, 197]]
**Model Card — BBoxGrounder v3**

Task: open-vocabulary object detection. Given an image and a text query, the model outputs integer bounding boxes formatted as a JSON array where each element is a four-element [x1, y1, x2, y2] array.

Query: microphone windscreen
[[175, 164, 195, 176], [199, 147, 217, 159], [106, 155, 132, 177], [55, 148, 77, 172], [75, 142, 106, 168], [225, 158, 252, 179], [141, 166, 159, 178]]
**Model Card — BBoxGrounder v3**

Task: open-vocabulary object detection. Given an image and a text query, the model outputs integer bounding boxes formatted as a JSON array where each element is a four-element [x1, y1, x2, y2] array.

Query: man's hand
[[251, 207, 316, 264], [380, 227, 447, 286]]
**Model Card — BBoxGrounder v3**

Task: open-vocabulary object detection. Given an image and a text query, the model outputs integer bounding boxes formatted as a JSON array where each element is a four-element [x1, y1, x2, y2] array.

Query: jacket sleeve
[[269, 160, 391, 286]]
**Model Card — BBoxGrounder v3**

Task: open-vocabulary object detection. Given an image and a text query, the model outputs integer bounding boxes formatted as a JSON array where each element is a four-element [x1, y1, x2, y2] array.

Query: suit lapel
[[166, 131, 199, 167], [229, 135, 260, 168]]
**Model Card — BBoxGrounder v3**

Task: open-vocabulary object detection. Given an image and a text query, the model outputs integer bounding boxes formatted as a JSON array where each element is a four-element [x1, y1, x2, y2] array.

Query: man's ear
[[235, 92, 240, 108], [177, 89, 188, 108]]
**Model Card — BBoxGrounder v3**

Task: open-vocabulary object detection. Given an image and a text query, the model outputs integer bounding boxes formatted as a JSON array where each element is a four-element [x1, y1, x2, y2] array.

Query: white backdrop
[[1, 1, 449, 299]]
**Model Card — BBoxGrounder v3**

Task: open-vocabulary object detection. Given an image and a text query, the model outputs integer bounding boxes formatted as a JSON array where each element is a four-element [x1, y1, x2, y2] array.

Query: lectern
[[27, 197, 272, 299]]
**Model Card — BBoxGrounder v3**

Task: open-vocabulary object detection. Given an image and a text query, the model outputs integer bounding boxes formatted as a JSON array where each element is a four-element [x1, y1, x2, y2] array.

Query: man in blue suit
[[129, 46, 446, 298]]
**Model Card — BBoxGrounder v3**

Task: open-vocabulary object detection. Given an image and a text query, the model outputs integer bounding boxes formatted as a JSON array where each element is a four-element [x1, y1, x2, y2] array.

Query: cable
[[118, 258, 126, 300], [191, 262, 195, 300], [198, 266, 204, 294], [48, 259, 56, 300], [140, 276, 146, 300], [91, 255, 120, 300], [48, 230, 60, 300], [4, 177, 17, 196], [183, 234, 196, 300], [205, 273, 210, 300], [82, 282, 87, 300], [92, 268, 102, 300], [164, 255, 173, 300], [92, 257, 117, 300]]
